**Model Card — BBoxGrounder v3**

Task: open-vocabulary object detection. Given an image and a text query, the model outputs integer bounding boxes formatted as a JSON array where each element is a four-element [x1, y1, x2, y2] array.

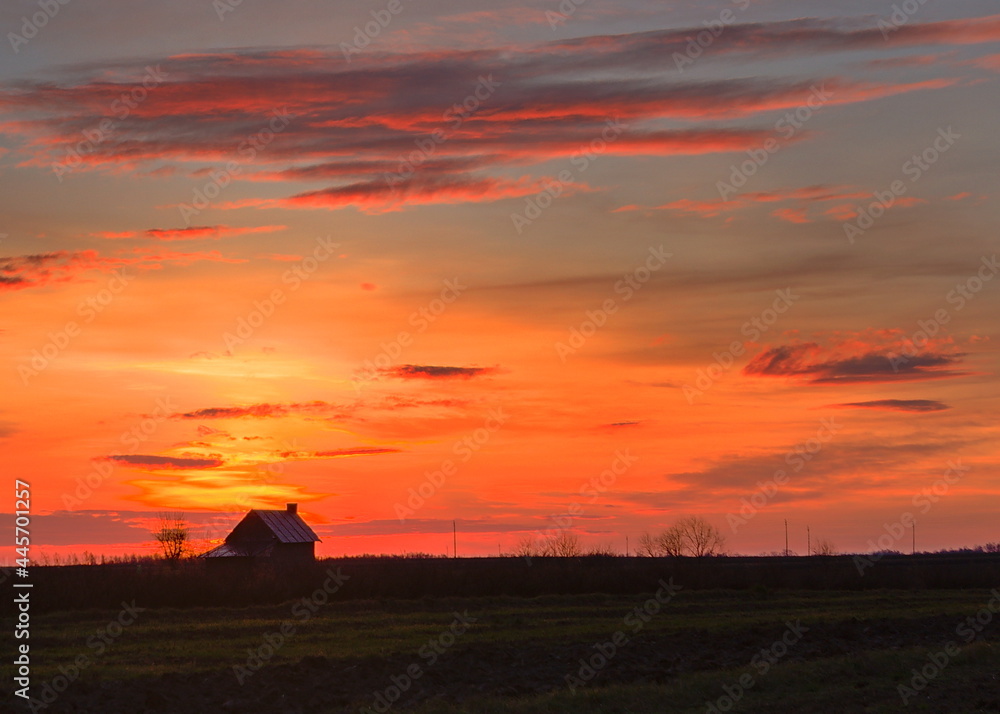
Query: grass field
[[5, 586, 1000, 713]]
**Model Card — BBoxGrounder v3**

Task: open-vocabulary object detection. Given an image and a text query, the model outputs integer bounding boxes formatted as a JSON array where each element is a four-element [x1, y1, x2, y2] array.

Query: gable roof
[[249, 508, 319, 543], [202, 541, 275, 558], [199, 504, 321, 558]]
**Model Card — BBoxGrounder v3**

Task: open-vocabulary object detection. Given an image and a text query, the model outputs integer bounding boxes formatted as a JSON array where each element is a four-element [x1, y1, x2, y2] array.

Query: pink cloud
[[772, 207, 811, 224]]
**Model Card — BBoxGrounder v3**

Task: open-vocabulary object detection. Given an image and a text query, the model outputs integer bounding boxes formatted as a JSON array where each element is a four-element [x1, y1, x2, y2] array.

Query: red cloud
[[551, 14, 1000, 58], [143, 225, 286, 241], [823, 203, 859, 221], [100, 454, 224, 469], [275, 176, 580, 213], [280, 447, 402, 459], [653, 199, 736, 218], [741, 186, 870, 203], [91, 231, 137, 239], [969, 53, 1000, 71], [744, 343, 969, 384], [894, 14, 1000, 46], [828, 399, 950, 412], [384, 365, 499, 380], [173, 401, 337, 419], [124, 248, 247, 266], [0, 248, 247, 292], [865, 52, 955, 70], [0, 17, 973, 213], [635, 184, 874, 222], [1, 252, 83, 291], [772, 207, 811, 224], [93, 225, 285, 241]]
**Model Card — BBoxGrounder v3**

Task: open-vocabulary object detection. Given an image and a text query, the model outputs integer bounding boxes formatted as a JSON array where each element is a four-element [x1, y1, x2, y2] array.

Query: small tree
[[655, 525, 686, 557], [636, 532, 658, 557], [514, 535, 539, 558], [674, 516, 726, 557], [542, 530, 582, 557], [153, 512, 189, 560], [812, 538, 837, 556], [586, 543, 617, 557], [638, 523, 702, 557]]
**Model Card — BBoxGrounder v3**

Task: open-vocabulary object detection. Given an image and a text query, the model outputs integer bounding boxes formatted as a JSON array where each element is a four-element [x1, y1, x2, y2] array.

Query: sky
[[1, 0, 999, 560]]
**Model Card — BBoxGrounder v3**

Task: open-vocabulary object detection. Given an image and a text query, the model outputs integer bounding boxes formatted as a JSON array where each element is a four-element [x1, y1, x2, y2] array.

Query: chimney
[[286, 503, 297, 515]]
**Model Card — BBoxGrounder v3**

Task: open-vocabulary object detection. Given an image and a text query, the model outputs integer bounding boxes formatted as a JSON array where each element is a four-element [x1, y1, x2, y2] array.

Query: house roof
[[251, 508, 320, 543], [202, 542, 275, 558], [199, 505, 320, 557]]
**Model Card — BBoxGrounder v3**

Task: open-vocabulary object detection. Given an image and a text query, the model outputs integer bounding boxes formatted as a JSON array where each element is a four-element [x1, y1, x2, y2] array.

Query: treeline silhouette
[[5, 550, 1000, 615]]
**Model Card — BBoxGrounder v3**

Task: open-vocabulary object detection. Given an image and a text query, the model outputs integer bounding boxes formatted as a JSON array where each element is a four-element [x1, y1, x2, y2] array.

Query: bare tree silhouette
[[543, 531, 582, 557], [152, 512, 190, 560], [675, 516, 726, 557], [513, 531, 583, 557], [637, 526, 685, 556], [514, 535, 539, 558], [638, 517, 726, 557], [812, 538, 837, 556]]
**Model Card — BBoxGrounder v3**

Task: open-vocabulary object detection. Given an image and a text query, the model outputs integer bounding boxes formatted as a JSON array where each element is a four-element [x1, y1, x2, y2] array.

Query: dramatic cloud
[[0, 251, 136, 291], [94, 225, 286, 241], [0, 15, 979, 212], [970, 53, 1000, 71], [3, 4, 998, 558], [657, 437, 972, 497], [618, 184, 875, 221], [630, 198, 738, 218], [740, 186, 871, 203], [280, 447, 402, 459], [771, 206, 811, 224], [239, 175, 586, 214], [375, 396, 469, 410], [544, 14, 1000, 60], [384, 365, 499, 380], [865, 52, 956, 70], [744, 343, 969, 384], [829, 399, 951, 412], [0, 249, 246, 291], [100, 454, 224, 469], [173, 401, 338, 419], [173, 397, 469, 425]]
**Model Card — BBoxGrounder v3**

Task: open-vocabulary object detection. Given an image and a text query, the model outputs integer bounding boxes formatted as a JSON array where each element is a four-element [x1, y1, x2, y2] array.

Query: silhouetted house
[[202, 503, 319, 562]]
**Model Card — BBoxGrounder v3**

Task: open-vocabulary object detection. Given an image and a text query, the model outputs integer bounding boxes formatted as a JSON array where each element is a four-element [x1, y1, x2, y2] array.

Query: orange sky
[[1, 0, 998, 560]]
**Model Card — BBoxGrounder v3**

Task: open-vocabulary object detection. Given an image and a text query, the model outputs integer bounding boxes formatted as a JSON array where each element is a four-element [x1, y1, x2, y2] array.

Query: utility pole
[[807, 526, 811, 556], [453, 520, 457, 559], [626, 535, 629, 557], [912, 521, 915, 555], [784, 519, 789, 557]]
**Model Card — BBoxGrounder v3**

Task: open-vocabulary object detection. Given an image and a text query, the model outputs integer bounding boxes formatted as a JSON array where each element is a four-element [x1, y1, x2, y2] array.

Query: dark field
[[10, 553, 1000, 612], [3, 556, 1000, 713]]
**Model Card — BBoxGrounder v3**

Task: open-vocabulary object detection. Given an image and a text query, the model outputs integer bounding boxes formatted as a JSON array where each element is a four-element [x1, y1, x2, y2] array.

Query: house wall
[[275, 542, 315, 560]]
